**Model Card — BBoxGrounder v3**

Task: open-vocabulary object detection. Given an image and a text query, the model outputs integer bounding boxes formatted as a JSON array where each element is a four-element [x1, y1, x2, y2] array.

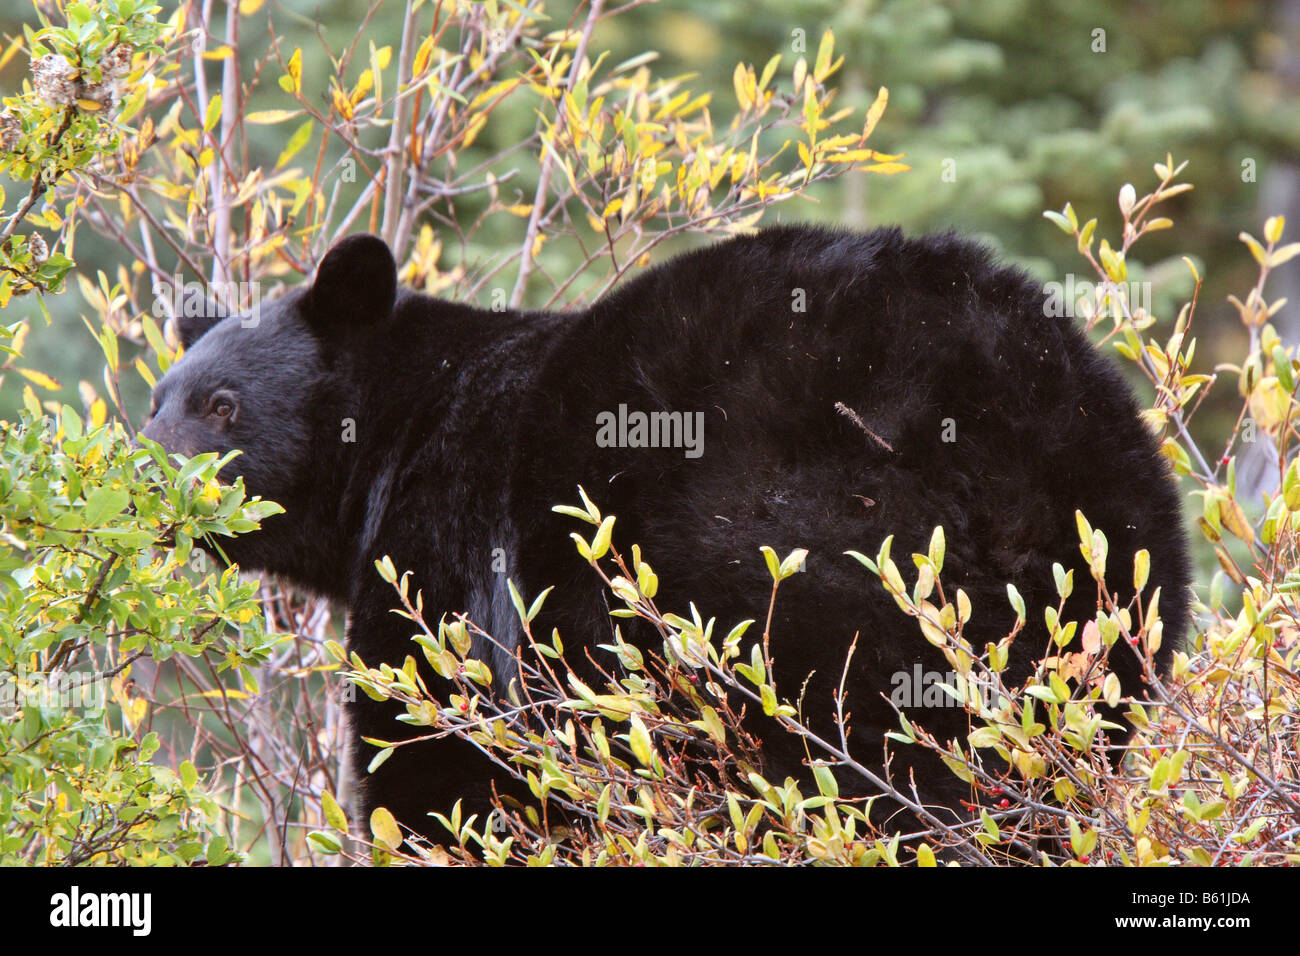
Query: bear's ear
[[174, 287, 228, 350], [305, 234, 397, 332]]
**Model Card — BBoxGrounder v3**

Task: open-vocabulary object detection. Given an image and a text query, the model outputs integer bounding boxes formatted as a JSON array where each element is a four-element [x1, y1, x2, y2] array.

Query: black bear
[[141, 225, 1190, 845]]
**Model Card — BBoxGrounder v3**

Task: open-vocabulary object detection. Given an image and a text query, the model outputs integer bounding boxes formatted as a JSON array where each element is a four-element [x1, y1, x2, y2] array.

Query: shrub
[[336, 163, 1300, 866]]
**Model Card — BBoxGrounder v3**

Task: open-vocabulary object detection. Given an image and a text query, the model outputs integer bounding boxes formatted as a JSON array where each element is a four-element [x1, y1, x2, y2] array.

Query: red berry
[[990, 786, 1004, 796], [998, 798, 1010, 808], [1079, 855, 1090, 864]]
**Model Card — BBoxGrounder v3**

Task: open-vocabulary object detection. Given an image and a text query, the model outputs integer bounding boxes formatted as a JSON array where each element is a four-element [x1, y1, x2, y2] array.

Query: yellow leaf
[[204, 95, 222, 133], [0, 37, 23, 72], [244, 109, 302, 124], [352, 69, 374, 104], [17, 368, 60, 390], [1220, 498, 1255, 544], [238, 0, 265, 13], [862, 86, 889, 140], [814, 29, 835, 81], [1269, 243, 1300, 268], [461, 111, 487, 148], [862, 161, 909, 174], [90, 399, 106, 427], [732, 62, 753, 111], [76, 98, 104, 112], [412, 36, 436, 77], [134, 357, 156, 389], [321, 791, 348, 832], [123, 696, 148, 731], [198, 689, 251, 700], [284, 47, 302, 95], [201, 45, 234, 60], [1240, 232, 1266, 265], [370, 807, 403, 850], [825, 148, 886, 163]]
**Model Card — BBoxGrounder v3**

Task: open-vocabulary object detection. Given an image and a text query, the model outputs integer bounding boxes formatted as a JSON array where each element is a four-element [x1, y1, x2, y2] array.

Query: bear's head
[[141, 234, 397, 594]]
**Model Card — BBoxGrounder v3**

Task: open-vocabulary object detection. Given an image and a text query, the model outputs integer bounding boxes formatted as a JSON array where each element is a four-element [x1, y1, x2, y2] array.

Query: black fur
[[141, 225, 1191, 842]]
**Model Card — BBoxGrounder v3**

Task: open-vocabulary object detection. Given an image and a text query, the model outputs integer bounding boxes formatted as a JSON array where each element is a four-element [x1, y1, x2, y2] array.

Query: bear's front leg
[[341, 589, 529, 850], [346, 690, 508, 847]]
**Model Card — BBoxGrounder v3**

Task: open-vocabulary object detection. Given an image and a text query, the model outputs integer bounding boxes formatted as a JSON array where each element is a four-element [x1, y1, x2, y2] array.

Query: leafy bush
[[335, 163, 1300, 867], [0, 405, 279, 864], [1, 0, 1297, 867]]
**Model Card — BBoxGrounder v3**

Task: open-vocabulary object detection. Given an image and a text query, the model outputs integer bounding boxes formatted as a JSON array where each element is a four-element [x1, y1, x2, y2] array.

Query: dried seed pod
[[27, 233, 49, 263], [32, 53, 79, 107], [79, 79, 119, 110], [0, 111, 19, 151], [101, 42, 134, 79]]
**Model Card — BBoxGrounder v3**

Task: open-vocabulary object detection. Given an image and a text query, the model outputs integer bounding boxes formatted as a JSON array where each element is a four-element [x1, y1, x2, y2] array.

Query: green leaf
[[777, 547, 808, 578], [370, 807, 403, 850], [526, 586, 553, 623], [508, 578, 528, 626], [276, 120, 314, 168], [927, 526, 945, 574], [590, 515, 615, 559], [204, 94, 222, 133], [551, 504, 598, 525], [628, 714, 653, 766], [812, 762, 838, 798], [1133, 549, 1150, 592], [1044, 207, 1074, 234], [308, 831, 342, 854], [84, 486, 129, 525], [322, 790, 348, 832], [1006, 583, 1026, 625]]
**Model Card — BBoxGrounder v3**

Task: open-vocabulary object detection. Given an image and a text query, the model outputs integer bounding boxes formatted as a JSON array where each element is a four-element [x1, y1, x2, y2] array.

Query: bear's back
[[511, 225, 1187, 810]]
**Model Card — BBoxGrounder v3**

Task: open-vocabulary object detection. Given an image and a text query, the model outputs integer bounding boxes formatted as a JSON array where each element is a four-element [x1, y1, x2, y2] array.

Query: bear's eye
[[207, 391, 238, 421]]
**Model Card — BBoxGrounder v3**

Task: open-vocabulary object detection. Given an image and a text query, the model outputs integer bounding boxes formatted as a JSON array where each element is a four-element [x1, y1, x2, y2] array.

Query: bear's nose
[[138, 416, 173, 451]]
